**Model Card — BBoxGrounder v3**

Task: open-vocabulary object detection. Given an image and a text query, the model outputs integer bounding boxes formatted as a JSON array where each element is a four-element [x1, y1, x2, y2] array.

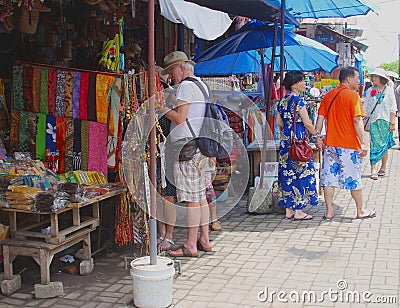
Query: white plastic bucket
[[130, 256, 175, 308]]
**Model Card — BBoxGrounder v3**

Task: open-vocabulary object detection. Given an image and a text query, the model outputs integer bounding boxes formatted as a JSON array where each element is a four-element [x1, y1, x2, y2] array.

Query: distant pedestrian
[[363, 68, 397, 179], [315, 66, 375, 220]]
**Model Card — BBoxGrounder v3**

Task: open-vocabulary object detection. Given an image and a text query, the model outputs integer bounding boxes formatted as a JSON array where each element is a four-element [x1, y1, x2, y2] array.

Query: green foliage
[[380, 61, 399, 73]]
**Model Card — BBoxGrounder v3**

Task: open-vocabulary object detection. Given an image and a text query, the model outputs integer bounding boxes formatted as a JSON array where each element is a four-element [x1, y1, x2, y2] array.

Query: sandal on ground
[[377, 169, 386, 176], [370, 173, 378, 180], [322, 215, 335, 221], [355, 210, 376, 220], [211, 220, 222, 231], [160, 238, 175, 251], [285, 214, 295, 220], [197, 240, 212, 252], [168, 245, 198, 258], [293, 214, 313, 221]]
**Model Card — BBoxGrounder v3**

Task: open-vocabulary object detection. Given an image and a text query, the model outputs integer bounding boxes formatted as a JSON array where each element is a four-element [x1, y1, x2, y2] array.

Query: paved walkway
[[1, 147, 399, 307]]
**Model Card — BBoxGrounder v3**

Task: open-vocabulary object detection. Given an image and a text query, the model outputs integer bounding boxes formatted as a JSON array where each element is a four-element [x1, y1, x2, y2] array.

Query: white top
[[170, 77, 207, 143], [364, 86, 397, 123]]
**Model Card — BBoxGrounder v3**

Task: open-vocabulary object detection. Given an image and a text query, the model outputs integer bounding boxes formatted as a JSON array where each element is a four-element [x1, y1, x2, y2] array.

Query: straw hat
[[370, 68, 389, 81], [162, 51, 195, 75]]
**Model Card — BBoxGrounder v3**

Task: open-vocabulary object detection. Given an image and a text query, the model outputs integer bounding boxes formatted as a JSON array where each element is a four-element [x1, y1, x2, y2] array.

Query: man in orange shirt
[[315, 66, 376, 220]]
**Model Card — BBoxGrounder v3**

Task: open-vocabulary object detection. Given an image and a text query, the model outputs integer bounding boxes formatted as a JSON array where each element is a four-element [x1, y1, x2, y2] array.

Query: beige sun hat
[[370, 68, 389, 81], [162, 51, 195, 75]]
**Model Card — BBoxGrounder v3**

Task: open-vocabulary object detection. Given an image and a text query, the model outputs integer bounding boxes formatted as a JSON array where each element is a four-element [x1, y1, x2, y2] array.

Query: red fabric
[[47, 69, 57, 115], [79, 72, 89, 120], [56, 116, 66, 174]]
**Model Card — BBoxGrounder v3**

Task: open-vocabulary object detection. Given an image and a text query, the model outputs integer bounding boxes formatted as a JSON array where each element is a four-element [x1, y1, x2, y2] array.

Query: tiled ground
[[1, 148, 399, 307]]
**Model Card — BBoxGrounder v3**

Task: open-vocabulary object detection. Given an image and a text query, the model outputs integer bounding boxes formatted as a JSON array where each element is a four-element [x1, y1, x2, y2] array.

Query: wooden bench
[[1, 228, 92, 286]]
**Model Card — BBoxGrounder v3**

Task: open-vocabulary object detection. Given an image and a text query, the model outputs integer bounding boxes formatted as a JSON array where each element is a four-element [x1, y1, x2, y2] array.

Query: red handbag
[[288, 101, 312, 162]]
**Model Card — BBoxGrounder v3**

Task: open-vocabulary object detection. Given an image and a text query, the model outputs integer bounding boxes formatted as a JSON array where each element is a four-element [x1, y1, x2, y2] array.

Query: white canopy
[[159, 0, 232, 40]]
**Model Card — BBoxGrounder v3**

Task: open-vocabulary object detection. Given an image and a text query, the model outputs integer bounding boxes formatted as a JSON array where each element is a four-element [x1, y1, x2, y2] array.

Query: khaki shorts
[[174, 150, 209, 202]]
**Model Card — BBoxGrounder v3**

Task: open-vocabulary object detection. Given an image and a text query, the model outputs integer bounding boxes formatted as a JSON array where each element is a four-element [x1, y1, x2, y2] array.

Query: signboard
[[315, 33, 339, 44]]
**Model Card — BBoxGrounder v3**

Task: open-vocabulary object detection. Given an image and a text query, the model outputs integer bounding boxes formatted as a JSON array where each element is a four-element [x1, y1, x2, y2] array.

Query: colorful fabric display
[[81, 120, 89, 170], [88, 121, 108, 176], [87, 73, 97, 121], [27, 112, 37, 159], [65, 117, 74, 171], [56, 116, 66, 173], [22, 66, 33, 111], [64, 71, 74, 118], [45, 114, 56, 152], [13, 65, 24, 110], [36, 113, 47, 161], [72, 72, 81, 119], [19, 111, 29, 152], [48, 69, 57, 115], [32, 67, 41, 113], [56, 70, 66, 116], [73, 119, 82, 170], [40, 68, 48, 114], [79, 72, 89, 120], [96, 74, 115, 124]]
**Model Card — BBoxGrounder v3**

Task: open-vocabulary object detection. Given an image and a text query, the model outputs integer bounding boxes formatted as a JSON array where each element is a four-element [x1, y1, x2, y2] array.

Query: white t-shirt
[[170, 77, 207, 143]]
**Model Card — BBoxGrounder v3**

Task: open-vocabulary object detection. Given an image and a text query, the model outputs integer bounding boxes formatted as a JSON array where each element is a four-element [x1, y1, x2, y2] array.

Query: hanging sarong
[[96, 74, 115, 124], [87, 74, 97, 122], [22, 66, 33, 111], [64, 71, 74, 118], [32, 67, 41, 113], [79, 72, 89, 120], [56, 116, 66, 173], [19, 111, 29, 152], [13, 65, 24, 110], [73, 119, 82, 170], [56, 70, 66, 116], [88, 121, 108, 176], [65, 117, 74, 171], [45, 114, 56, 152], [36, 113, 47, 161], [10, 110, 20, 153], [72, 72, 81, 119], [81, 120, 89, 170], [39, 68, 48, 114], [27, 112, 37, 159], [48, 69, 57, 115]]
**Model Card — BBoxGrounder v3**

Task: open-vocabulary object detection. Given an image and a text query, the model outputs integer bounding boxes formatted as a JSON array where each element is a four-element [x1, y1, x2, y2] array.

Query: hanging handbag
[[288, 100, 313, 162]]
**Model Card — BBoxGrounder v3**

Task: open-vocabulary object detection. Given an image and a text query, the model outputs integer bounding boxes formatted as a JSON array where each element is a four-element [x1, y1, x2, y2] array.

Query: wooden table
[[0, 186, 127, 295]]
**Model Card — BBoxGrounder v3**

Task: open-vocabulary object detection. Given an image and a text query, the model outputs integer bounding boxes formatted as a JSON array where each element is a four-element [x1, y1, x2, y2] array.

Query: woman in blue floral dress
[[276, 71, 319, 220]]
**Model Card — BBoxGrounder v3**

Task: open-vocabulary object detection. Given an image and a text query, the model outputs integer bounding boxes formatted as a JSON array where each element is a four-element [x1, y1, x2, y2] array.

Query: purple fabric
[[72, 72, 81, 119], [88, 121, 108, 176]]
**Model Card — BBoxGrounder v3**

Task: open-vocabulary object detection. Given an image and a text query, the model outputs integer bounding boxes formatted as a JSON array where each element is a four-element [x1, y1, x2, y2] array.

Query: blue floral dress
[[276, 95, 318, 210]]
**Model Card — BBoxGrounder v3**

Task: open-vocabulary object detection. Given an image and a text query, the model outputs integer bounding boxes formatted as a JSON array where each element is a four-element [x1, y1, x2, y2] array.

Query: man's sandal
[[377, 170, 386, 176], [370, 173, 378, 180]]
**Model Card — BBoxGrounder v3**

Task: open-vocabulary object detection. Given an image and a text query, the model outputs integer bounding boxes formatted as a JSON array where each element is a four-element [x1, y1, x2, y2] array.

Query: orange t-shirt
[[318, 85, 365, 150]]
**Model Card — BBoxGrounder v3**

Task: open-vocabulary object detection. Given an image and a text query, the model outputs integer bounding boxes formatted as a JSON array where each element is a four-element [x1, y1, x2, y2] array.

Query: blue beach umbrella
[[194, 21, 338, 74], [186, 0, 379, 19]]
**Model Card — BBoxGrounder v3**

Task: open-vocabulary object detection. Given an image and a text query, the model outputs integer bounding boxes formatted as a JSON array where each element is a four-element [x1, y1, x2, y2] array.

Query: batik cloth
[[87, 74, 97, 121], [80, 120, 89, 170], [56, 116, 66, 173], [79, 72, 89, 120], [36, 113, 47, 161], [65, 117, 74, 171], [22, 66, 33, 111], [276, 94, 318, 210], [96, 74, 115, 124], [45, 114, 56, 152], [32, 67, 41, 113], [64, 71, 74, 118], [27, 112, 37, 159], [12, 65, 24, 110], [55, 70, 66, 116], [72, 72, 81, 119], [88, 121, 108, 176], [39, 68, 48, 114], [47, 69, 57, 115], [73, 119, 82, 170], [19, 111, 29, 152]]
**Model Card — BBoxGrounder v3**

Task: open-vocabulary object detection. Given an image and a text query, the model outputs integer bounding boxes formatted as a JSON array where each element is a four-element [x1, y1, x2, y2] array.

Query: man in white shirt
[[161, 51, 212, 257]]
